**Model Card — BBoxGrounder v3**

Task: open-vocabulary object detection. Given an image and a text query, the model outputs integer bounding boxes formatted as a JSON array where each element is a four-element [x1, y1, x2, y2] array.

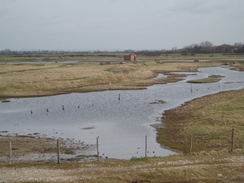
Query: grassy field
[[157, 89, 244, 154], [1, 57, 242, 99], [0, 55, 244, 182]]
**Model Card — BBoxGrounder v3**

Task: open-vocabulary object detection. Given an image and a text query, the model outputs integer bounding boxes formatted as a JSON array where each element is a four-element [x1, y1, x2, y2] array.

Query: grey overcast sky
[[1, 0, 244, 51]]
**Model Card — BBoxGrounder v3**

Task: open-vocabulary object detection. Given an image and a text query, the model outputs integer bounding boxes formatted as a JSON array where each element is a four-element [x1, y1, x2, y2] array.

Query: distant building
[[124, 53, 138, 61]]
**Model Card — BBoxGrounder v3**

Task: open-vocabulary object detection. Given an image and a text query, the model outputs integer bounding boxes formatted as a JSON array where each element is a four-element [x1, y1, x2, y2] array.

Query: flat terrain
[[0, 59, 239, 99], [0, 56, 244, 99], [0, 55, 244, 182], [1, 154, 244, 182]]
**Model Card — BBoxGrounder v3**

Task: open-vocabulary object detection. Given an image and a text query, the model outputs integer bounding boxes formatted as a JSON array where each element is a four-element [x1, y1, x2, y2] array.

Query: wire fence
[[0, 135, 158, 165], [0, 129, 237, 165]]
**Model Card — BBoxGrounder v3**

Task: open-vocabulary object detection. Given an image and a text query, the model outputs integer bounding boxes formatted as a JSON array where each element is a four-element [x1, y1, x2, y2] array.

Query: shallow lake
[[0, 66, 243, 160]]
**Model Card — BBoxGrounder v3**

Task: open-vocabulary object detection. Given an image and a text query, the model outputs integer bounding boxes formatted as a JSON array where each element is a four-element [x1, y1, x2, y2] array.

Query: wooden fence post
[[190, 135, 193, 154], [230, 129, 235, 152], [96, 137, 100, 161], [57, 139, 60, 164], [9, 141, 12, 165], [145, 135, 148, 158]]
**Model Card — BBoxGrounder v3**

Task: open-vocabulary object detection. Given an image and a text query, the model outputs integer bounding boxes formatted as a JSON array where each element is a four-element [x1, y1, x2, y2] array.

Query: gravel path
[[1, 156, 244, 182]]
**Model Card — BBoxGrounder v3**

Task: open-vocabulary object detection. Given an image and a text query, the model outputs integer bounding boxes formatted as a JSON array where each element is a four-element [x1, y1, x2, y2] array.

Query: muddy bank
[[0, 136, 96, 164]]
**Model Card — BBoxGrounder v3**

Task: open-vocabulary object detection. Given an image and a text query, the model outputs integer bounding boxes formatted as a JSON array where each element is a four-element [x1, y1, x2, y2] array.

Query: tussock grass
[[0, 61, 225, 99], [157, 89, 244, 153]]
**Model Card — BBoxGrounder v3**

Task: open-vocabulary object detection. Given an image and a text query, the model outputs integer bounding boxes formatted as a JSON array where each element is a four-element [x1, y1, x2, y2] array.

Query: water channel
[[0, 66, 243, 160]]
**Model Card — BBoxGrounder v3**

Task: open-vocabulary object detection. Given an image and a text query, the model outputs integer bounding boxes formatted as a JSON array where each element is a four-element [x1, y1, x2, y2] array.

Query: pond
[[0, 66, 243, 160]]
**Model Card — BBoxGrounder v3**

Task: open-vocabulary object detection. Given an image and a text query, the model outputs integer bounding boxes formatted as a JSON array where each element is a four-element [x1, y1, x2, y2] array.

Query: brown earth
[[0, 136, 96, 165]]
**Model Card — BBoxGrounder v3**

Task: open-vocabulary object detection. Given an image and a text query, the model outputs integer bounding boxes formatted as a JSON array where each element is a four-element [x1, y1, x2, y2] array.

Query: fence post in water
[[230, 129, 235, 152], [96, 137, 100, 161], [190, 135, 193, 154], [118, 94, 120, 101], [57, 139, 60, 164], [9, 141, 12, 165], [145, 135, 148, 158]]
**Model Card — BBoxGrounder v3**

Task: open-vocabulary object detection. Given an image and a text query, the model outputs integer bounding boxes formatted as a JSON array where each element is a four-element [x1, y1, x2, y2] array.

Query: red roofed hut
[[124, 53, 138, 61]]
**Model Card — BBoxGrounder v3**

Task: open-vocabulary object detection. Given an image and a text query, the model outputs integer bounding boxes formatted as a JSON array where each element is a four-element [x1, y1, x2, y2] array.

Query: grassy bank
[[1, 60, 239, 100], [157, 89, 244, 154], [1, 56, 244, 182]]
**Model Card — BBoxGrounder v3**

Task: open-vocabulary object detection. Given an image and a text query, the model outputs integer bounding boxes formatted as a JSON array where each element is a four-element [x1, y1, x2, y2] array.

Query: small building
[[124, 53, 138, 61]]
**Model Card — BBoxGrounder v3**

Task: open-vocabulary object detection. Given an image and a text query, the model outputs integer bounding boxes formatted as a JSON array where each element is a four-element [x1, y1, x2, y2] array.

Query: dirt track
[[1, 156, 244, 182]]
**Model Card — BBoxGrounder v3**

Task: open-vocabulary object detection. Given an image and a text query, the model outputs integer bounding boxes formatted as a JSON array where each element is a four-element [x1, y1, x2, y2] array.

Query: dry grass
[[0, 61, 225, 99], [1, 57, 244, 182], [0, 136, 57, 157], [157, 89, 244, 153], [1, 151, 244, 182]]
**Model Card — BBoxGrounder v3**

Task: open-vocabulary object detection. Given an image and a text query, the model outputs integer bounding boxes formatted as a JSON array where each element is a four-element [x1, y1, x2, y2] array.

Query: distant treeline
[[1, 41, 244, 56], [180, 41, 244, 54]]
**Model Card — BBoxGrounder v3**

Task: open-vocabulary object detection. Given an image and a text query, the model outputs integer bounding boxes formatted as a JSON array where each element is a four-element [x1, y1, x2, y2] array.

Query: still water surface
[[0, 67, 243, 159]]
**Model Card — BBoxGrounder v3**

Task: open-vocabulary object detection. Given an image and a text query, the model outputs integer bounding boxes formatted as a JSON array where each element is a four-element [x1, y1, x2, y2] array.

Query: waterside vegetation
[[0, 54, 244, 182], [1, 54, 243, 100], [157, 89, 244, 153]]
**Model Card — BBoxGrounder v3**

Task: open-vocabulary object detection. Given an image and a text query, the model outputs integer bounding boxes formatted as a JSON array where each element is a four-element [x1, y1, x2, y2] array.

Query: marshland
[[0, 53, 244, 182]]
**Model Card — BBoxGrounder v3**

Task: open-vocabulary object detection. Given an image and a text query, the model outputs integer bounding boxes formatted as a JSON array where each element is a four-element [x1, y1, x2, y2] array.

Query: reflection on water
[[0, 67, 243, 159]]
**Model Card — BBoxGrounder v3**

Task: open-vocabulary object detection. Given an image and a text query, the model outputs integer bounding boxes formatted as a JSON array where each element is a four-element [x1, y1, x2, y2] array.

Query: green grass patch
[[187, 77, 221, 83], [130, 157, 150, 162], [74, 77, 86, 81]]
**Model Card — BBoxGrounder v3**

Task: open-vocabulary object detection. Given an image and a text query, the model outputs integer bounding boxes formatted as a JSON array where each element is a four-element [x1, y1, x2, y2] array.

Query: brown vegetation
[[0, 61, 226, 99], [1, 56, 244, 182], [157, 89, 244, 153]]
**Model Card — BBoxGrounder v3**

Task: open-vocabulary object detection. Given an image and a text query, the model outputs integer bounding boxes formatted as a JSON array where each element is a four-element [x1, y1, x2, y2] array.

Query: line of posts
[[5, 129, 236, 165]]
